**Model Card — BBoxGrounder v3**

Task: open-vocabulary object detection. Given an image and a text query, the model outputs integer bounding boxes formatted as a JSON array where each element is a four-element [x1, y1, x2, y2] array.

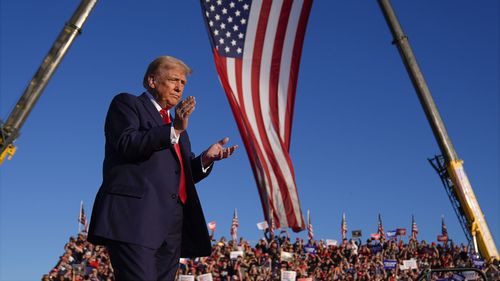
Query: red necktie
[[159, 109, 187, 204]]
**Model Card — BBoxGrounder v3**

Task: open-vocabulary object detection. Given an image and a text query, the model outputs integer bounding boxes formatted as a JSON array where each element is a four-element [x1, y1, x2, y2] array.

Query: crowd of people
[[44, 231, 499, 281]]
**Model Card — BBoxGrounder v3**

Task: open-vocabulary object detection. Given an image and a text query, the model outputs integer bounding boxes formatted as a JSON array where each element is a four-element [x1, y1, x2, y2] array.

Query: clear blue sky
[[1, 1, 498, 280]]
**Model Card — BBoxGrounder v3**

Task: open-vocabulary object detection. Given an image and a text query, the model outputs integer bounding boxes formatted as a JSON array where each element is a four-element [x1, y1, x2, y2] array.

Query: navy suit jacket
[[88, 92, 212, 258]]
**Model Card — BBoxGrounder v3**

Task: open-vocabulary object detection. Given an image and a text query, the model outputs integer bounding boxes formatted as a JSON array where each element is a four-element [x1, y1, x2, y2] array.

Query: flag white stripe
[[258, 0, 290, 226], [226, 58, 240, 106], [278, 0, 303, 142], [241, 0, 288, 226], [260, 0, 303, 228]]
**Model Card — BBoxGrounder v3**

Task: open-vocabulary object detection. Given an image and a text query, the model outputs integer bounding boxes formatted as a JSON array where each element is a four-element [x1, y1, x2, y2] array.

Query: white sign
[[230, 251, 244, 259], [326, 239, 338, 246], [281, 250, 294, 262], [257, 221, 269, 230], [281, 270, 297, 281], [196, 273, 213, 281], [178, 275, 195, 281], [403, 259, 418, 270]]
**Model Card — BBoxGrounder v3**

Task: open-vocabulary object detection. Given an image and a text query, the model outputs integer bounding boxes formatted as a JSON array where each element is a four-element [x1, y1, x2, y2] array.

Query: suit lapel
[[138, 92, 163, 127]]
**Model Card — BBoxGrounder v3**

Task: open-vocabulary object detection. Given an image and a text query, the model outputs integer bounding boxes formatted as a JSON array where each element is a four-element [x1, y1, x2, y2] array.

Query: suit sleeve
[[105, 93, 172, 162]]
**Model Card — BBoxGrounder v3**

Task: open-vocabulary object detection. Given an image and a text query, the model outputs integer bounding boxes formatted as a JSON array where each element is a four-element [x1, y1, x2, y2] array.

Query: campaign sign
[[472, 258, 485, 269], [230, 251, 244, 260], [304, 246, 316, 254], [386, 230, 397, 239], [461, 271, 478, 280], [383, 259, 397, 270], [256, 221, 269, 230], [179, 275, 195, 281], [451, 273, 465, 281], [196, 273, 213, 281], [281, 270, 297, 281], [396, 228, 407, 236], [281, 250, 294, 262], [403, 259, 418, 270], [352, 230, 362, 238], [326, 239, 338, 246]]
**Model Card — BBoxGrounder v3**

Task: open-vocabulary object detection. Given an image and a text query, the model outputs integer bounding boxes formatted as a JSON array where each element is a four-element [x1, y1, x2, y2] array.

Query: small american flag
[[378, 214, 385, 237], [411, 215, 418, 240], [307, 209, 313, 241], [341, 213, 347, 240], [79, 201, 87, 226], [441, 215, 448, 241], [200, 0, 313, 232], [230, 209, 239, 241]]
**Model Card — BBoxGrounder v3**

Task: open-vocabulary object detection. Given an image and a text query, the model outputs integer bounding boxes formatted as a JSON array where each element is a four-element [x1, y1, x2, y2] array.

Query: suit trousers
[[106, 198, 184, 281]]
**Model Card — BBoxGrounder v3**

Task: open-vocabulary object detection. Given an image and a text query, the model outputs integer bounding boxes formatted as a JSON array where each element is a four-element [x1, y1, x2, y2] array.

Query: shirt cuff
[[170, 126, 180, 144], [201, 152, 213, 173]]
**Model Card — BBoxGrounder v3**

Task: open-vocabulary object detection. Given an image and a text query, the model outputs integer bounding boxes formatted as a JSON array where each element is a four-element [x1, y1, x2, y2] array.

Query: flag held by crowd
[[78, 200, 88, 233], [230, 208, 239, 241], [411, 215, 418, 240], [200, 0, 313, 232], [341, 213, 348, 240], [307, 209, 313, 241]]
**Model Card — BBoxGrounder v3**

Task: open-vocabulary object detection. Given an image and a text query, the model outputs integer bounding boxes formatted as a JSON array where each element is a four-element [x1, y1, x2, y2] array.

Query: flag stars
[[220, 23, 226, 29], [243, 4, 249, 10], [210, 5, 215, 12], [209, 20, 214, 27], [222, 8, 228, 14], [217, 0, 222, 5], [214, 29, 219, 36], [228, 17, 233, 23], [219, 38, 225, 44], [226, 31, 231, 38], [231, 39, 237, 46], [240, 18, 246, 25], [233, 25, 239, 31], [205, 11, 209, 17], [238, 32, 244, 39], [237, 47, 242, 54], [225, 46, 230, 53], [215, 14, 220, 20], [229, 2, 235, 8], [235, 10, 241, 17]]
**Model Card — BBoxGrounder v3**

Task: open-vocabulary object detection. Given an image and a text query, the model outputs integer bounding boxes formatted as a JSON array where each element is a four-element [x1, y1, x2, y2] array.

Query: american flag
[[441, 215, 448, 241], [341, 213, 347, 240], [411, 215, 418, 240], [79, 201, 87, 226], [307, 209, 313, 241], [200, 0, 313, 232], [230, 209, 239, 241], [378, 213, 385, 237]]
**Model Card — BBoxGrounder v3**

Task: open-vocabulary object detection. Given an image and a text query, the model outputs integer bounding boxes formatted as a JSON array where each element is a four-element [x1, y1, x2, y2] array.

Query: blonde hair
[[143, 56, 192, 89]]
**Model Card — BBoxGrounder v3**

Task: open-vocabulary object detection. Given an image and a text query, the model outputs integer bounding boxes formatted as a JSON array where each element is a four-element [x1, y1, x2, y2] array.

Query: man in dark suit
[[88, 56, 238, 281]]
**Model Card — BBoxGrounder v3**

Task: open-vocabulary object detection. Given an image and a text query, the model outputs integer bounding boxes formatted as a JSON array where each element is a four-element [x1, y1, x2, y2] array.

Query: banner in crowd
[[383, 259, 397, 270], [281, 250, 294, 262], [402, 259, 418, 270], [352, 230, 362, 238], [370, 233, 381, 240], [396, 228, 407, 236], [257, 221, 269, 230], [472, 258, 485, 269], [450, 273, 465, 281], [200, 0, 314, 232], [437, 234, 448, 242], [179, 275, 195, 281], [281, 270, 297, 281], [230, 251, 244, 260], [386, 230, 397, 239], [304, 245, 316, 254], [326, 239, 338, 246], [297, 278, 312, 281], [196, 273, 213, 281]]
